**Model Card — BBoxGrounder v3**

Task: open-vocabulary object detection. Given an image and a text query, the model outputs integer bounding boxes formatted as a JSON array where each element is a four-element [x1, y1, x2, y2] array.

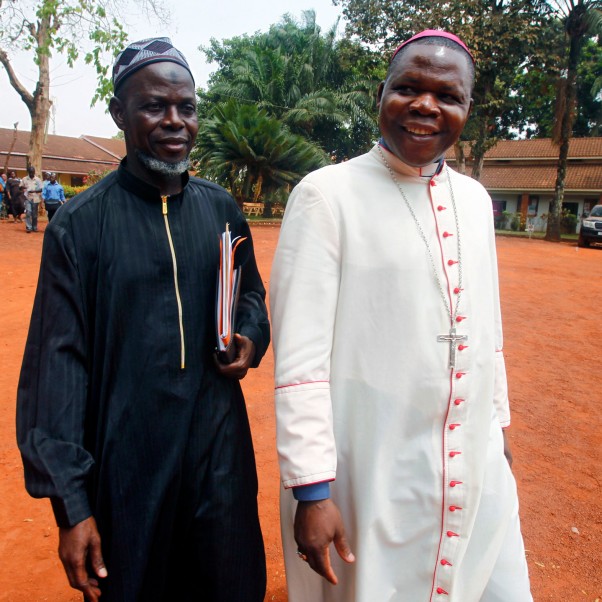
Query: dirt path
[[0, 221, 600, 601]]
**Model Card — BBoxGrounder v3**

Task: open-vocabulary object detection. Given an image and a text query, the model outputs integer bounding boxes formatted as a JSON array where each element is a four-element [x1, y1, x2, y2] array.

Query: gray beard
[[136, 150, 190, 178]]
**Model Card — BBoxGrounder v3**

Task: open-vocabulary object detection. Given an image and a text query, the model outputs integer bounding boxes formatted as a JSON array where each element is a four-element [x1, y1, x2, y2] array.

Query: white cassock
[[270, 145, 533, 602]]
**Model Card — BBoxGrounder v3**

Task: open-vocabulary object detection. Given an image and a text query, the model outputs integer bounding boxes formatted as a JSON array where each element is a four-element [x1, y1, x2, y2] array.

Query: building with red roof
[[0, 128, 125, 186], [447, 137, 602, 232]]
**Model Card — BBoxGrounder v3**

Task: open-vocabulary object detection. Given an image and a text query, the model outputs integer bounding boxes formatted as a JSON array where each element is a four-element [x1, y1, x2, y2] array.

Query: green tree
[[333, 0, 552, 179], [200, 11, 380, 160], [193, 100, 329, 208], [573, 39, 602, 135], [0, 0, 166, 173], [510, 35, 602, 138], [544, 0, 601, 242]]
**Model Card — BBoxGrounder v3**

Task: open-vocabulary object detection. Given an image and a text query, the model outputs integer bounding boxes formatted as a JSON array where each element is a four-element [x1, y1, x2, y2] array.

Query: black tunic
[[16, 163, 270, 601]]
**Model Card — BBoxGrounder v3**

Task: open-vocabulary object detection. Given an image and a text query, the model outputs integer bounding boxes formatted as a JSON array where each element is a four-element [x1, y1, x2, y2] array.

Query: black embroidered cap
[[112, 37, 194, 93]]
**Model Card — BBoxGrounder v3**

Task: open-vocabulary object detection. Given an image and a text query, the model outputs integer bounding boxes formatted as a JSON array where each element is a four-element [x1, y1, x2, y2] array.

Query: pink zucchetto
[[390, 29, 475, 64]]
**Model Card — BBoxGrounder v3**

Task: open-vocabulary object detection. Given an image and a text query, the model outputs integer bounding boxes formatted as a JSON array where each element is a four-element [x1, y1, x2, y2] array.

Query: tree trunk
[[454, 142, 467, 175], [546, 12, 585, 242], [469, 69, 496, 183], [26, 15, 53, 173], [470, 112, 491, 182], [547, 135, 570, 242], [4, 123, 19, 174], [471, 153, 485, 182]]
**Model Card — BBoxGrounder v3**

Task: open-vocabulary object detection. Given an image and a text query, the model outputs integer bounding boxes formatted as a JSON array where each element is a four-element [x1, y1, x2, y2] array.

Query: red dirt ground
[[0, 221, 600, 602]]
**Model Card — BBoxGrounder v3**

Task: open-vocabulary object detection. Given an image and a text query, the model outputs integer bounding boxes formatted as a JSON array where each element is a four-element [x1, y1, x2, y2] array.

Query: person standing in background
[[6, 171, 22, 223], [42, 172, 66, 221], [21, 166, 43, 232], [0, 172, 7, 219]]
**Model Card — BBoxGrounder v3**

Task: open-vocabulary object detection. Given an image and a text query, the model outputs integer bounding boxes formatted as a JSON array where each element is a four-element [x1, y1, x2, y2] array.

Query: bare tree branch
[[0, 46, 34, 110]]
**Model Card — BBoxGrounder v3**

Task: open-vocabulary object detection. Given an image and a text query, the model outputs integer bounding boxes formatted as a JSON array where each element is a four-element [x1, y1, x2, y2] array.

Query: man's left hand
[[214, 334, 255, 379]]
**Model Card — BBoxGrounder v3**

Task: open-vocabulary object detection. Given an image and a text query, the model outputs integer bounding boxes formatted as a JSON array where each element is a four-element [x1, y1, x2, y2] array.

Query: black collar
[[117, 158, 190, 201]]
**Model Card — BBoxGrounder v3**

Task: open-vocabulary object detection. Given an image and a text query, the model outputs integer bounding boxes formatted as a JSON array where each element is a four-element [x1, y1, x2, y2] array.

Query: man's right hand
[[294, 498, 355, 585], [58, 516, 107, 601]]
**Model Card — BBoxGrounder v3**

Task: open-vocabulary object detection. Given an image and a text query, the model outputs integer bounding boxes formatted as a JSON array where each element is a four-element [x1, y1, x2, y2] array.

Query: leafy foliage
[[192, 100, 329, 206], [199, 11, 382, 161], [62, 184, 88, 199], [510, 36, 602, 138]]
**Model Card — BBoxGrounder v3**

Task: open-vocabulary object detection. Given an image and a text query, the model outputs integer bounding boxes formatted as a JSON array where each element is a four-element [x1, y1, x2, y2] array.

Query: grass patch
[[495, 230, 578, 242]]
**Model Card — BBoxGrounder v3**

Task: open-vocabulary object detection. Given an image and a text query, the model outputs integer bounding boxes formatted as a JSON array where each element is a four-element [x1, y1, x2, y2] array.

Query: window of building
[[492, 200, 507, 215], [583, 198, 597, 216], [71, 176, 84, 186], [492, 200, 507, 229], [528, 195, 539, 216]]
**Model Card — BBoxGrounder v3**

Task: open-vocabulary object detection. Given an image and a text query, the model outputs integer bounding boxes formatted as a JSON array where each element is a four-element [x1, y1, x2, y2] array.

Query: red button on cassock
[[453, 287, 461, 294], [437, 205, 446, 211], [449, 505, 462, 512], [430, 180, 437, 187], [458, 345, 468, 351], [454, 398, 464, 405], [446, 531, 459, 537], [456, 316, 465, 322], [455, 372, 465, 379], [450, 480, 463, 487], [443, 231, 453, 238], [437, 587, 449, 595], [449, 451, 462, 457], [441, 558, 453, 566], [448, 259, 458, 266], [449, 423, 461, 430]]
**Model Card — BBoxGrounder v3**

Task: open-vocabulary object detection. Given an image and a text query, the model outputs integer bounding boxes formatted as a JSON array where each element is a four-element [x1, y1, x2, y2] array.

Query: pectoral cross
[[437, 327, 468, 370]]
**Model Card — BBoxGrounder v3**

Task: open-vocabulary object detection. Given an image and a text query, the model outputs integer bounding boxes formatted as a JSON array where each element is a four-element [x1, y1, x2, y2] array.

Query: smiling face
[[110, 61, 198, 186], [377, 44, 473, 167]]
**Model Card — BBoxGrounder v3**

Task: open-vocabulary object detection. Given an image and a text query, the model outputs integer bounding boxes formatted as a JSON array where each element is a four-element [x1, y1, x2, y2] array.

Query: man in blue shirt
[[42, 172, 66, 221]]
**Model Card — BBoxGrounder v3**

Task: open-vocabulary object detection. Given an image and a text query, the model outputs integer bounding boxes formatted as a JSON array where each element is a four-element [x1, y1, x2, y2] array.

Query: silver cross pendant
[[437, 327, 468, 370]]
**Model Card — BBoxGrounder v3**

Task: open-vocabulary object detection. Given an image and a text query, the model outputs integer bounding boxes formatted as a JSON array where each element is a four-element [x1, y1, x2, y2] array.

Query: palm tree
[[204, 11, 377, 156], [193, 100, 329, 207], [545, 0, 602, 241]]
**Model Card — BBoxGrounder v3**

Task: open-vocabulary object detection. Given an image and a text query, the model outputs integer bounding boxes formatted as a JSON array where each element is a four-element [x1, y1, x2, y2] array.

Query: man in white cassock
[[269, 30, 533, 602]]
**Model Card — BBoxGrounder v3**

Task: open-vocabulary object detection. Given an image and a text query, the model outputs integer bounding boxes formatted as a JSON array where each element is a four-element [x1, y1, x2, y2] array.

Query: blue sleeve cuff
[[292, 481, 331, 501]]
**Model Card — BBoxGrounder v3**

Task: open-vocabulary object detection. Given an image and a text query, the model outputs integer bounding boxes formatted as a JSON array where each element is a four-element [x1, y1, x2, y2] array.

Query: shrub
[[560, 209, 578, 234], [493, 211, 506, 229], [63, 185, 88, 199], [83, 169, 112, 186], [510, 212, 522, 231]]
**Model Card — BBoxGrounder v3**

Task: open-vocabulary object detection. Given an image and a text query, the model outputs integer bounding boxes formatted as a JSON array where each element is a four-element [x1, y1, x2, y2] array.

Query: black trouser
[[45, 203, 61, 221]]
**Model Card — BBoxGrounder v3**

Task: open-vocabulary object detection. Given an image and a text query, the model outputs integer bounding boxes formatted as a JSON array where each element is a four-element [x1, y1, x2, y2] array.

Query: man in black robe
[[16, 38, 270, 602]]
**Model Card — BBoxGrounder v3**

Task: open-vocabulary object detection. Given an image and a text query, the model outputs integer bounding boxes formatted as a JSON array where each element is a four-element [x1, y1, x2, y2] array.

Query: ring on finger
[[296, 550, 308, 561]]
